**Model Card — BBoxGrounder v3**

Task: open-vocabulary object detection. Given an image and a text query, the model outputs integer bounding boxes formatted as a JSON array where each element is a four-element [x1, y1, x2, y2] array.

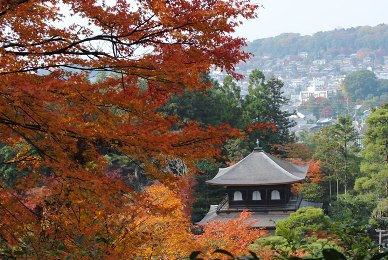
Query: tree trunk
[[344, 148, 348, 195], [329, 179, 332, 199], [336, 178, 339, 200]]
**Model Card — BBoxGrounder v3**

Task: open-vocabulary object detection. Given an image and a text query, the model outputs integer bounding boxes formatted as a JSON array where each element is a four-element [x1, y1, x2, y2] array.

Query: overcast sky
[[235, 0, 388, 41]]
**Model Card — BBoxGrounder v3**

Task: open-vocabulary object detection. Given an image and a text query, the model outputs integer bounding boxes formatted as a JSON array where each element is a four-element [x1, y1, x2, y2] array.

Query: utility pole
[[375, 229, 386, 251]]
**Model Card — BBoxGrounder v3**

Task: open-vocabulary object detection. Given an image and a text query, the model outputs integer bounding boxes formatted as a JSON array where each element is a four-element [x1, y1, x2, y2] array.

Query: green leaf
[[13, 250, 25, 256], [370, 251, 388, 260], [75, 234, 85, 246], [95, 237, 109, 244], [189, 251, 203, 260], [322, 248, 347, 260], [248, 251, 261, 260]]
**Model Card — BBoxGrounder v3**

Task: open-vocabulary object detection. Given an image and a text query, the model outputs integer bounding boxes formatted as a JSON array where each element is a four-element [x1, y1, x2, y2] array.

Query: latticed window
[[252, 191, 261, 200], [271, 190, 280, 200], [233, 191, 243, 201]]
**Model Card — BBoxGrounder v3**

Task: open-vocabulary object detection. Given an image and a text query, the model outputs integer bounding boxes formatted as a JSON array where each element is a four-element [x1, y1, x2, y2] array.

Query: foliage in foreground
[[0, 0, 261, 257], [250, 207, 381, 260], [193, 211, 268, 258], [189, 248, 388, 260]]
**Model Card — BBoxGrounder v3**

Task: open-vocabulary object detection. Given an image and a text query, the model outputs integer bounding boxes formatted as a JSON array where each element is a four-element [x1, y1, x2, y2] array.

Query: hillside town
[[211, 50, 388, 137], [213, 51, 388, 102]]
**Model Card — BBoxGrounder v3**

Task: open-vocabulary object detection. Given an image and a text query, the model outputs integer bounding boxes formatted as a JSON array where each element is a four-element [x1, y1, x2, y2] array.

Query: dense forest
[[247, 24, 388, 58]]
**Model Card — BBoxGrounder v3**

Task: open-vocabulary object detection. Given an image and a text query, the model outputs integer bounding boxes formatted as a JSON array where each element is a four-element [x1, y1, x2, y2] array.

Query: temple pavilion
[[197, 145, 321, 229]]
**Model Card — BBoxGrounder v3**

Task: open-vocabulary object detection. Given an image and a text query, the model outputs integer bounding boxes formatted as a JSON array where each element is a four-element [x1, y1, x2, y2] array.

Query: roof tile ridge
[[266, 153, 308, 175], [230, 151, 255, 167], [209, 152, 256, 181], [262, 152, 303, 181]]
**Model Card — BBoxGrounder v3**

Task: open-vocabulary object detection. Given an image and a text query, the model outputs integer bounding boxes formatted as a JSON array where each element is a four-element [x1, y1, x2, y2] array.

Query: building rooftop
[[206, 149, 308, 186], [197, 201, 323, 228], [197, 205, 293, 228]]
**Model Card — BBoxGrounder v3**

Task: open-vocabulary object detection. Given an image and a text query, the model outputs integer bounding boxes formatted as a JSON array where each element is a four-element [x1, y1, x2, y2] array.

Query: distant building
[[299, 78, 328, 103], [298, 52, 309, 59], [197, 145, 322, 229], [313, 59, 326, 65], [308, 118, 334, 132], [299, 86, 327, 103]]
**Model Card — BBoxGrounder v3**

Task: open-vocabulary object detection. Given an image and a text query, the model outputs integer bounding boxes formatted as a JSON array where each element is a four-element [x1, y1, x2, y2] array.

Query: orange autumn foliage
[[0, 0, 260, 258], [0, 0, 258, 172], [194, 211, 268, 258], [307, 160, 324, 184], [292, 160, 324, 194], [0, 171, 132, 258], [271, 142, 313, 161], [1, 179, 195, 258], [111, 184, 193, 258], [246, 122, 276, 133]]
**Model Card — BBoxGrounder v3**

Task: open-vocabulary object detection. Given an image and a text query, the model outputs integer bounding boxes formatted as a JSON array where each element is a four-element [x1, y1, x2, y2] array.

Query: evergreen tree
[[218, 75, 245, 128], [243, 70, 295, 151], [331, 116, 361, 194], [311, 127, 339, 199], [162, 74, 244, 128], [191, 161, 225, 222], [342, 70, 380, 100], [0, 144, 19, 187], [312, 116, 360, 198], [357, 103, 388, 228], [360, 103, 388, 194], [0, 143, 31, 187]]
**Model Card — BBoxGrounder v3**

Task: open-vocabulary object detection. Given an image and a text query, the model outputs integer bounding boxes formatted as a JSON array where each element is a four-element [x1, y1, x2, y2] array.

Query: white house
[[299, 78, 328, 103]]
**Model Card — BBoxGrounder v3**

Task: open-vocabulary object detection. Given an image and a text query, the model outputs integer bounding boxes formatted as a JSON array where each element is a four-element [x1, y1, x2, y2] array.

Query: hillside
[[247, 24, 388, 59]]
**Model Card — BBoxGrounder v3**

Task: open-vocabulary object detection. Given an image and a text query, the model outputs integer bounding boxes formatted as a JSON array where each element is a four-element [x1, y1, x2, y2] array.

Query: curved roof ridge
[[265, 153, 309, 178], [207, 150, 309, 186], [262, 152, 302, 181], [212, 152, 255, 179]]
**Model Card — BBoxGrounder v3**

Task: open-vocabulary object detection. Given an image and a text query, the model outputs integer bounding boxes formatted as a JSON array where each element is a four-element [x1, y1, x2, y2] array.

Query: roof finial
[[254, 139, 263, 152]]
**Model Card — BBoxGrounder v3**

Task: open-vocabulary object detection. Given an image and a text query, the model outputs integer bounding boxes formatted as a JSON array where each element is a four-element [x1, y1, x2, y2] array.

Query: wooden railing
[[296, 196, 303, 209], [216, 196, 304, 213], [216, 194, 229, 213]]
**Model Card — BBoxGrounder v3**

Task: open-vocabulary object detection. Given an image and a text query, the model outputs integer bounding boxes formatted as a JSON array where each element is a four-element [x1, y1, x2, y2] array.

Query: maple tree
[[291, 160, 324, 196], [0, 0, 260, 257], [194, 211, 267, 258], [111, 184, 193, 258], [271, 142, 312, 161], [306, 160, 324, 184]]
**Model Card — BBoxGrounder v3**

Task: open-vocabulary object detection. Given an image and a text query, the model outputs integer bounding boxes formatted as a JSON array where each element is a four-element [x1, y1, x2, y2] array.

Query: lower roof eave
[[206, 179, 305, 186], [196, 206, 294, 229]]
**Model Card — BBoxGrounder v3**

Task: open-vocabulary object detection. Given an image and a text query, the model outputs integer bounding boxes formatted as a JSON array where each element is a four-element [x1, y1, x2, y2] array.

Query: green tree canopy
[[358, 103, 388, 228], [243, 69, 295, 151], [274, 207, 333, 256], [308, 116, 360, 199], [342, 70, 380, 100]]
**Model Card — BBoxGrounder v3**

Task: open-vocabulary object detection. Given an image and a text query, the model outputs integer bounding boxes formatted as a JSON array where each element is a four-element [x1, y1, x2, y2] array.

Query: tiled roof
[[206, 150, 308, 186], [197, 200, 323, 228], [196, 205, 292, 228]]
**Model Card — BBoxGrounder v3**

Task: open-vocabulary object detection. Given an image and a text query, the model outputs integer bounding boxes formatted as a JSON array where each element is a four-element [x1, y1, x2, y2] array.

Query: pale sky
[[235, 0, 388, 41]]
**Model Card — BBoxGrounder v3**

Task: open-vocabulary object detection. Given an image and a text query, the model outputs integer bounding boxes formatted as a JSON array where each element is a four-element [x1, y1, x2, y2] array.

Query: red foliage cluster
[[0, 0, 260, 257]]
